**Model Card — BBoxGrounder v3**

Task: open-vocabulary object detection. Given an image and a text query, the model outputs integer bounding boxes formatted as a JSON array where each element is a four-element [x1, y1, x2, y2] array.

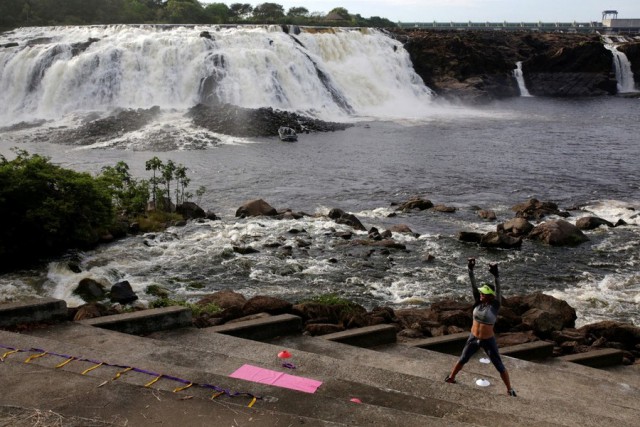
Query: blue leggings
[[458, 333, 506, 373]]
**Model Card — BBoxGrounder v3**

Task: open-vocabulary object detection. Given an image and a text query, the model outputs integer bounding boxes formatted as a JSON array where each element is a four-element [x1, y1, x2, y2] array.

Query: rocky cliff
[[389, 29, 620, 102]]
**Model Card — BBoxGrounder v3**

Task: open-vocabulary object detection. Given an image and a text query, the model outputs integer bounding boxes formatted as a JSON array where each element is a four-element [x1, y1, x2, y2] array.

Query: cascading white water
[[513, 61, 532, 97], [605, 43, 638, 93], [0, 25, 435, 127]]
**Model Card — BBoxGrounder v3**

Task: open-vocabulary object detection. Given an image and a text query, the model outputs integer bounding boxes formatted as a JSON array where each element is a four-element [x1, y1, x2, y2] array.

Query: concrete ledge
[[407, 332, 469, 354], [0, 298, 67, 327], [209, 314, 302, 341], [559, 348, 624, 368], [321, 324, 397, 348], [501, 340, 554, 361], [79, 306, 192, 336]]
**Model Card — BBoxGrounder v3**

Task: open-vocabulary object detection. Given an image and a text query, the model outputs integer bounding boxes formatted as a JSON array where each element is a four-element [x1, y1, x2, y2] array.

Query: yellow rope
[[210, 391, 224, 400], [24, 352, 47, 364], [248, 397, 257, 408], [1, 349, 19, 361], [55, 357, 75, 369], [144, 375, 162, 388], [112, 367, 133, 381], [81, 362, 104, 375], [173, 382, 193, 393]]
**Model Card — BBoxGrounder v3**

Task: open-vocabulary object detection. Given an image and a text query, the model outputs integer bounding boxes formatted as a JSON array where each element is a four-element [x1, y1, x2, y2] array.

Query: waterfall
[[0, 25, 435, 127], [513, 61, 532, 97], [605, 44, 638, 93]]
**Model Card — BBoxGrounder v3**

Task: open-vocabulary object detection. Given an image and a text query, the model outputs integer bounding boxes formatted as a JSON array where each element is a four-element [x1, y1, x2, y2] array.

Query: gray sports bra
[[473, 302, 499, 325]]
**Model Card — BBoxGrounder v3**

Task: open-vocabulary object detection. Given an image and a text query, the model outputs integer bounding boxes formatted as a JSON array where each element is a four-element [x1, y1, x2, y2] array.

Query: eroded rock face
[[389, 29, 618, 101]]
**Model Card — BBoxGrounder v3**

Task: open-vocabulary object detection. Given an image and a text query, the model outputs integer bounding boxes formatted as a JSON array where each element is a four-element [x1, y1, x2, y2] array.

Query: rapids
[[1, 26, 639, 328]]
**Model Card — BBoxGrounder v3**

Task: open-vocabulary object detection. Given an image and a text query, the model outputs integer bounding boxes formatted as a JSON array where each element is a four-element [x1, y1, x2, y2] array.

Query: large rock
[[575, 216, 614, 230], [480, 231, 522, 249], [511, 198, 568, 220], [73, 278, 107, 303], [578, 321, 640, 351], [235, 199, 277, 217], [242, 295, 292, 316], [176, 202, 206, 219], [196, 289, 247, 310], [396, 197, 433, 211], [506, 293, 577, 329], [521, 308, 564, 336], [109, 281, 138, 304], [528, 219, 589, 246], [500, 217, 534, 237], [328, 208, 366, 231]]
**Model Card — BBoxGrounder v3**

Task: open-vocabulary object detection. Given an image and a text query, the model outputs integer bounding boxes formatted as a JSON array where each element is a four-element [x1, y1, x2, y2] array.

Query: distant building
[[601, 10, 640, 33]]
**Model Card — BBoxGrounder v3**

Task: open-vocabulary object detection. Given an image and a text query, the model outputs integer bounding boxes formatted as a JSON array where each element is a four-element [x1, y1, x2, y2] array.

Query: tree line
[[0, 1, 396, 30], [0, 149, 203, 271]]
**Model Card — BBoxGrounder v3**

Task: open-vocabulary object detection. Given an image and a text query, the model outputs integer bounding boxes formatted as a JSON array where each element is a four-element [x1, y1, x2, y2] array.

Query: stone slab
[[79, 306, 191, 335], [208, 313, 302, 341], [501, 341, 554, 361], [0, 297, 67, 327], [407, 331, 469, 354], [558, 348, 624, 368], [320, 324, 397, 348]]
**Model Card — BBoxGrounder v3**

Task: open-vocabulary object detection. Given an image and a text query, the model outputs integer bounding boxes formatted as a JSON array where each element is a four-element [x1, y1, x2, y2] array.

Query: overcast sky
[[220, 1, 640, 23]]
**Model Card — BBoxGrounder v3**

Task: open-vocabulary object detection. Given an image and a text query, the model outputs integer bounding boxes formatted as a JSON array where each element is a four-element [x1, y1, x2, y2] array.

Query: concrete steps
[[0, 297, 67, 327], [79, 306, 192, 335], [2, 299, 639, 426], [2, 325, 470, 426]]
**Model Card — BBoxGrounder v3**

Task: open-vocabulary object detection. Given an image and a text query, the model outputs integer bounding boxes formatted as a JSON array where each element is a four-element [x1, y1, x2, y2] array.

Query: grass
[[150, 298, 221, 317]]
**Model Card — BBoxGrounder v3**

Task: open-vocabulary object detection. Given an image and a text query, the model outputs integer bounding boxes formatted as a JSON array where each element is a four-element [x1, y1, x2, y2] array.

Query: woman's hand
[[489, 263, 499, 277], [468, 258, 476, 270]]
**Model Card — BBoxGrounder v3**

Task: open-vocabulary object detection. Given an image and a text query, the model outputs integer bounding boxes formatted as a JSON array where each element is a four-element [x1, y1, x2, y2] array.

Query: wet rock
[[397, 197, 434, 211], [233, 246, 260, 255], [328, 208, 366, 231], [73, 303, 108, 321], [110, 280, 138, 304], [305, 323, 345, 336], [242, 296, 292, 316], [187, 103, 350, 138], [575, 216, 614, 230], [480, 231, 523, 249], [433, 204, 457, 213], [528, 219, 589, 246], [511, 198, 569, 220], [145, 284, 170, 298], [457, 231, 483, 243], [197, 290, 247, 310], [235, 199, 277, 217], [73, 278, 107, 303], [351, 239, 406, 250], [478, 209, 497, 221], [176, 202, 206, 219], [500, 217, 534, 237], [506, 293, 577, 329]]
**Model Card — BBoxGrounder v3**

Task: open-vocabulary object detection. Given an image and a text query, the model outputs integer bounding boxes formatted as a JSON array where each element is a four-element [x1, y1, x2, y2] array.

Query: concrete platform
[[500, 340, 554, 361], [0, 297, 67, 327], [558, 348, 624, 368], [407, 331, 469, 354], [208, 313, 302, 341], [79, 306, 192, 335], [321, 324, 397, 347]]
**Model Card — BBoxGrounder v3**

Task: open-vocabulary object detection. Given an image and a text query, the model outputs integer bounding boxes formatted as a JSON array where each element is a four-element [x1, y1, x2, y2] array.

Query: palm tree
[[145, 157, 163, 209]]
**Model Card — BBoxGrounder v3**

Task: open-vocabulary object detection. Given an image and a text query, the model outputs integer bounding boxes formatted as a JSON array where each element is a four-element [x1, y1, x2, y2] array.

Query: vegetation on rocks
[[0, 149, 202, 272]]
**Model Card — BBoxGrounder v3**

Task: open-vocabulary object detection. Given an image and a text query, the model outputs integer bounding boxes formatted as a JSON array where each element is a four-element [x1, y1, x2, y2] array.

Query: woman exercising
[[445, 258, 517, 397]]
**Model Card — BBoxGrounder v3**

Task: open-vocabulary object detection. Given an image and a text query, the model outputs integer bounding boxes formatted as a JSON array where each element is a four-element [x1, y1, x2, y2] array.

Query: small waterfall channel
[[513, 61, 532, 97], [604, 40, 638, 93]]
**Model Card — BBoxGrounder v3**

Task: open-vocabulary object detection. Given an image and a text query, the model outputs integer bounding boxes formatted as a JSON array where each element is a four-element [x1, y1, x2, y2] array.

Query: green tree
[[165, 0, 206, 24], [287, 6, 308, 18], [204, 2, 230, 24], [328, 7, 350, 20], [0, 149, 114, 271], [161, 159, 177, 211], [145, 156, 163, 208], [174, 164, 190, 206], [253, 2, 285, 22], [228, 3, 253, 22], [98, 161, 149, 215]]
